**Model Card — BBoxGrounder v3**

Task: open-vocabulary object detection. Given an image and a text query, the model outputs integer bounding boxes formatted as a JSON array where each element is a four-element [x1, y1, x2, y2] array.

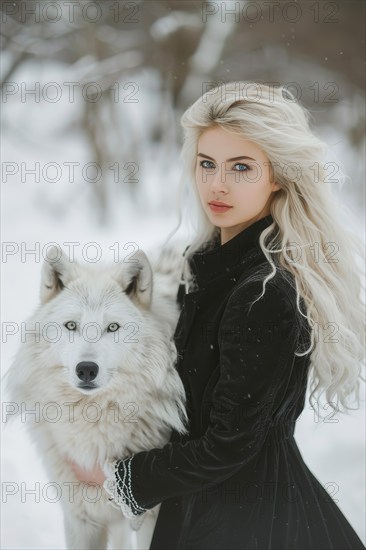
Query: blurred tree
[[1, 0, 364, 222]]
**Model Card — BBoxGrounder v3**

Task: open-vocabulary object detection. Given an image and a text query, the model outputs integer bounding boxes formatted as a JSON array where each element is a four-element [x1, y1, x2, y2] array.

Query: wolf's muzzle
[[76, 361, 99, 384]]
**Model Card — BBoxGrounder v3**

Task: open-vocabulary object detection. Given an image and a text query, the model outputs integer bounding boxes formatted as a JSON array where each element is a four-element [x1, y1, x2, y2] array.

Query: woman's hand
[[68, 459, 107, 486]]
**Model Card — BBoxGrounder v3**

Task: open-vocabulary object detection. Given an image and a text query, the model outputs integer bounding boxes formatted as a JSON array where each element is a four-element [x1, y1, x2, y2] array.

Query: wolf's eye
[[107, 323, 120, 332], [65, 321, 77, 331]]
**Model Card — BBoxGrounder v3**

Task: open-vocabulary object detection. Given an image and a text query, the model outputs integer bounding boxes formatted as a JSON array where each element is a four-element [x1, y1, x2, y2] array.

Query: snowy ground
[[1, 62, 365, 549]]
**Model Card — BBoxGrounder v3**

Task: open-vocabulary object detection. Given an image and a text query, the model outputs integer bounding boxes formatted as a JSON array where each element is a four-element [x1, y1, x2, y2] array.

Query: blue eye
[[199, 160, 215, 169], [233, 163, 250, 171]]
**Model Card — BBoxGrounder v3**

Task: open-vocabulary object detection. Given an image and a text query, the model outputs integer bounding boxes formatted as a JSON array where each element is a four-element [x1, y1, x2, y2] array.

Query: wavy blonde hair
[[164, 81, 365, 418]]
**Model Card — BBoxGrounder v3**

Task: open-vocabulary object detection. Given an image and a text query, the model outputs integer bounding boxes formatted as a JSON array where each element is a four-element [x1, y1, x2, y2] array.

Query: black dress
[[123, 215, 365, 550]]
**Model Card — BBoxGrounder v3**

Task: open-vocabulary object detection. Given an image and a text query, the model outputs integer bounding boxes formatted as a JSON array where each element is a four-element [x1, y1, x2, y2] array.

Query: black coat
[[129, 215, 365, 550]]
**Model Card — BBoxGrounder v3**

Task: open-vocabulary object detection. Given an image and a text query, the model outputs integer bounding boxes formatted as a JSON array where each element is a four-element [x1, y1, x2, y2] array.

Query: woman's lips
[[208, 204, 233, 213]]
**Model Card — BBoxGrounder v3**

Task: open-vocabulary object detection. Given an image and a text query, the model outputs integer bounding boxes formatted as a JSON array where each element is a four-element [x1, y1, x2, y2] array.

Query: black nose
[[76, 362, 99, 382]]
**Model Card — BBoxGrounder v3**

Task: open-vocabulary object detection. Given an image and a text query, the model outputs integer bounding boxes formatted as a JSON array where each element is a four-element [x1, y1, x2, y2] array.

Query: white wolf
[[4, 243, 189, 550]]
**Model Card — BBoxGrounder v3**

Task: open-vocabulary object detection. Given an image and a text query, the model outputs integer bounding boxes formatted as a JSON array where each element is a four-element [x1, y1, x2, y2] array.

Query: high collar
[[188, 215, 275, 288]]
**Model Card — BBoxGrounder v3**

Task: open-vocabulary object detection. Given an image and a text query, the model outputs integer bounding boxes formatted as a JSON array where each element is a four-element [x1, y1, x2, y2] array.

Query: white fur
[[4, 243, 189, 549]]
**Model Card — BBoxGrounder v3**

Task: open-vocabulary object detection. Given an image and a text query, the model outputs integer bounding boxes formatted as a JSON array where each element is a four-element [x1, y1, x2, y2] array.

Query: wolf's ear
[[40, 245, 79, 304], [114, 250, 153, 309]]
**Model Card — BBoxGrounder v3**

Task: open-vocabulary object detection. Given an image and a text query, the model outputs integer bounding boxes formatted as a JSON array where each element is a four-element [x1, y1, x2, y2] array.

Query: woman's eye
[[64, 321, 77, 331], [107, 323, 120, 332], [199, 160, 215, 169], [233, 163, 250, 171]]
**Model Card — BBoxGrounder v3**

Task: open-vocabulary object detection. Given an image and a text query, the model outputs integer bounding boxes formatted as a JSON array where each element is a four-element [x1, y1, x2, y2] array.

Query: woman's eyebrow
[[197, 153, 256, 161]]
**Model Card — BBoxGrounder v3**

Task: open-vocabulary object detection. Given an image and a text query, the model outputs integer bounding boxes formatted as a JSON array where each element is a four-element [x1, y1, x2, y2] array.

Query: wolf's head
[[6, 245, 180, 405]]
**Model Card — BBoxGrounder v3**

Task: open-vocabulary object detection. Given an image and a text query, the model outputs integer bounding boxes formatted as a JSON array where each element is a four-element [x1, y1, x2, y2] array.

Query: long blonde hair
[[165, 81, 365, 418]]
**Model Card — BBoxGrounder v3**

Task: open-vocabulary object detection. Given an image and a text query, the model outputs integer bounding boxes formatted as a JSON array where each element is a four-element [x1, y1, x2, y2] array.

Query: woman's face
[[195, 125, 280, 244]]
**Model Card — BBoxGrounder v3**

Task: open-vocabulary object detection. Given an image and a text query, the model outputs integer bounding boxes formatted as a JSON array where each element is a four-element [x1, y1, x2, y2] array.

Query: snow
[[1, 59, 365, 549]]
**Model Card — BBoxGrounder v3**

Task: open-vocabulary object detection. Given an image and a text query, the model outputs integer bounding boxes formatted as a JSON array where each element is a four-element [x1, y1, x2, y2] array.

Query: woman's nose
[[209, 163, 230, 192]]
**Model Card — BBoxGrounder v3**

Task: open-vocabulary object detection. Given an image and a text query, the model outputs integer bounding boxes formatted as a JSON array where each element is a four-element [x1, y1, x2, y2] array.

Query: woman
[[71, 82, 365, 549]]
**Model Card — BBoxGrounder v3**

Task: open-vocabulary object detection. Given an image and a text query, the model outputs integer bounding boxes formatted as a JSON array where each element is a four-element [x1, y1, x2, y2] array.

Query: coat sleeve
[[110, 279, 299, 511]]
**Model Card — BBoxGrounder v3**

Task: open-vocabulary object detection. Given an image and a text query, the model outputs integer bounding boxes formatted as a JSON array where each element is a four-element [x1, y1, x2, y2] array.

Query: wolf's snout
[[76, 361, 99, 383]]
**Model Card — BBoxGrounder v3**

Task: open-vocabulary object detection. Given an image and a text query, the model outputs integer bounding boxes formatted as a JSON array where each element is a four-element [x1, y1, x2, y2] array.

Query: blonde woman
[[71, 82, 365, 549]]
